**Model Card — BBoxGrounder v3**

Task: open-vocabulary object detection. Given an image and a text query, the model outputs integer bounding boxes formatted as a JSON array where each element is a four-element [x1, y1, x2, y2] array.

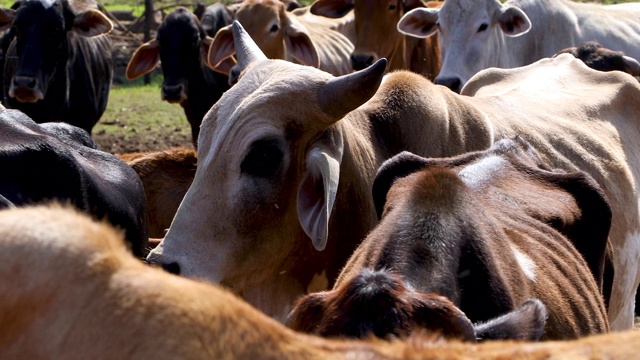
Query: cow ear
[[310, 0, 354, 18], [297, 129, 344, 251], [474, 299, 547, 341], [397, 8, 439, 39], [0, 7, 15, 31], [540, 170, 612, 290], [286, 292, 329, 334], [201, 35, 236, 76], [208, 25, 237, 75], [126, 39, 160, 80], [622, 55, 640, 77], [497, 6, 531, 37], [72, 9, 113, 37], [372, 151, 429, 219], [285, 19, 320, 68]]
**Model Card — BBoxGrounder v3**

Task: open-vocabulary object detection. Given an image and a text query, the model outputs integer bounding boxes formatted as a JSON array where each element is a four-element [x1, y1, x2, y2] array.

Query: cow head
[[126, 7, 230, 104], [287, 268, 547, 341], [397, 0, 530, 93], [208, 0, 319, 83], [0, 0, 112, 103], [554, 41, 640, 77], [146, 22, 386, 319], [311, 0, 426, 71]]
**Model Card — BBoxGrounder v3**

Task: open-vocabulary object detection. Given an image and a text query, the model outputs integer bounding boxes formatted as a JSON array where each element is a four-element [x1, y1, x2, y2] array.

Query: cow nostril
[[14, 76, 37, 89], [434, 77, 462, 93], [351, 54, 376, 71], [162, 262, 181, 275]]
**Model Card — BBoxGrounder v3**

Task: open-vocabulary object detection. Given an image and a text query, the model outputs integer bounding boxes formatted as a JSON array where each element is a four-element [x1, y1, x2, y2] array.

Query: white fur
[[511, 245, 537, 282], [458, 155, 507, 189]]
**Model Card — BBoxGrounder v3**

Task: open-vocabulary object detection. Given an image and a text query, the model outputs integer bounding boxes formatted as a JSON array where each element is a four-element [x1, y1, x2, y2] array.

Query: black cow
[[126, 5, 233, 148], [554, 41, 640, 77], [0, 0, 113, 134], [0, 109, 148, 257]]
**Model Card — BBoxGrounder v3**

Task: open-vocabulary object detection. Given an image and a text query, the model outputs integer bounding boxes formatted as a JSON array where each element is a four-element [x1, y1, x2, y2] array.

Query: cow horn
[[232, 21, 268, 75], [318, 58, 387, 121]]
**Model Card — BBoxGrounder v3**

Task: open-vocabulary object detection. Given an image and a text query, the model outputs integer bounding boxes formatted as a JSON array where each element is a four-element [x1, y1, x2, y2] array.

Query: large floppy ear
[[310, 0, 354, 18], [474, 299, 547, 341], [126, 39, 160, 80], [398, 8, 440, 39], [72, 9, 113, 37], [225, 21, 268, 77], [497, 5, 531, 37], [535, 168, 612, 290], [622, 55, 640, 76], [0, 7, 15, 31], [208, 25, 238, 75], [297, 129, 344, 251], [285, 17, 320, 68], [201, 35, 236, 75], [372, 151, 430, 219]]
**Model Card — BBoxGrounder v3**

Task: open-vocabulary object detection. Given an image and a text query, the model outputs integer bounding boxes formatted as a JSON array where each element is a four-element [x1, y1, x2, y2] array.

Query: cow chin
[[9, 87, 45, 103]]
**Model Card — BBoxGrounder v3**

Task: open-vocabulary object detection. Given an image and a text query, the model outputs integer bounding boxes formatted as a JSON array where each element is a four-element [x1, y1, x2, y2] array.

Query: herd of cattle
[[2, 0, 640, 357]]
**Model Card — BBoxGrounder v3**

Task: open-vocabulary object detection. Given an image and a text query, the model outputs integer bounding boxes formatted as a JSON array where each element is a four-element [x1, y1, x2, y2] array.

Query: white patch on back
[[511, 245, 537, 282], [458, 155, 506, 189]]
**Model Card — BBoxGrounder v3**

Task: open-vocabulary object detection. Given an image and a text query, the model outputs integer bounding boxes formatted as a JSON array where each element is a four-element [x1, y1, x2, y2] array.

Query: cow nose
[[434, 77, 462, 93], [351, 53, 376, 71], [161, 84, 184, 102], [161, 262, 181, 275], [13, 75, 37, 90]]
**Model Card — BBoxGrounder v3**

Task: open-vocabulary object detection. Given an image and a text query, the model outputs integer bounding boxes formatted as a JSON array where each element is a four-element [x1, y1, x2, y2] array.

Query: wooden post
[[143, 0, 154, 85]]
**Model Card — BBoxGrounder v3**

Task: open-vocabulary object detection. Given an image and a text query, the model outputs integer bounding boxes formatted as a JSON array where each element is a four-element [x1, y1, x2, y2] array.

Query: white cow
[[397, 0, 640, 92]]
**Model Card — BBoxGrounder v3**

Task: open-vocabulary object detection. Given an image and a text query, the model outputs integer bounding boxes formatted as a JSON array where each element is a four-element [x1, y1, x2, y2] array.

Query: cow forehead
[[440, 0, 499, 26], [25, 0, 57, 9], [198, 60, 331, 160], [457, 155, 508, 189]]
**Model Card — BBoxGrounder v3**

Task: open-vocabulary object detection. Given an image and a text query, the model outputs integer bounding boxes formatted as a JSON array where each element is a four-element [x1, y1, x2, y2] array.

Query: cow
[[207, 0, 355, 82], [309, 0, 441, 79], [0, 0, 113, 134], [147, 22, 640, 329], [1, 204, 639, 359], [554, 42, 640, 77], [397, 0, 640, 93], [0, 109, 148, 257], [126, 5, 232, 148], [288, 138, 610, 340], [118, 147, 197, 239]]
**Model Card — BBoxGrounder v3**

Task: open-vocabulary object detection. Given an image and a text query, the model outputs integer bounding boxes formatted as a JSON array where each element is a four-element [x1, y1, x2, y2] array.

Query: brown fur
[[307, 139, 609, 340], [118, 148, 196, 238], [0, 204, 637, 359]]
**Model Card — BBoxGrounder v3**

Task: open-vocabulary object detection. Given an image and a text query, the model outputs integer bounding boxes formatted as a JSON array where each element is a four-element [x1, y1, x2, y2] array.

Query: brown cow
[[289, 138, 610, 340], [118, 148, 197, 239], [0, 204, 638, 359], [208, 0, 354, 81], [310, 0, 441, 79], [148, 22, 640, 327]]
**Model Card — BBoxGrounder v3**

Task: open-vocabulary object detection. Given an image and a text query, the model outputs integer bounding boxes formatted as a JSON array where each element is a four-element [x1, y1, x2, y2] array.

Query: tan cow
[[118, 148, 197, 239], [310, 0, 441, 79], [288, 138, 611, 340], [148, 22, 640, 327], [2, 204, 640, 359], [208, 0, 354, 81]]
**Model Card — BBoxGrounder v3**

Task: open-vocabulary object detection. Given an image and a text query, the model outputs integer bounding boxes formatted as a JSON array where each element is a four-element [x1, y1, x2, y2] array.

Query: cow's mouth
[[8, 87, 44, 103]]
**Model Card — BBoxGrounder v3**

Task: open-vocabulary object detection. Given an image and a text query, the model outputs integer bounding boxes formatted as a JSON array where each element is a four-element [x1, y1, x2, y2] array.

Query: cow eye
[[241, 139, 284, 178], [389, 4, 397, 10], [478, 23, 488, 32], [270, 24, 279, 33]]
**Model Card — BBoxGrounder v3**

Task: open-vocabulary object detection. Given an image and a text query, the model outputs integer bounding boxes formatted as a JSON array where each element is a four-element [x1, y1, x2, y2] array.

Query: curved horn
[[232, 20, 268, 75], [318, 58, 387, 121]]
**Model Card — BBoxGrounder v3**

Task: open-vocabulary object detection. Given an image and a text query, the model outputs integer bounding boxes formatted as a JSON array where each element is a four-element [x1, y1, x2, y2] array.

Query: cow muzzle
[[9, 76, 44, 103], [351, 52, 378, 71], [434, 76, 462, 94], [161, 84, 187, 104]]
